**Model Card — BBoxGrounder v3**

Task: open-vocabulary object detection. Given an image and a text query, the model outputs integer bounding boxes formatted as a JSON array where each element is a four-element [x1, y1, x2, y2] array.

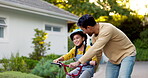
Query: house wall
[[0, 7, 68, 59]]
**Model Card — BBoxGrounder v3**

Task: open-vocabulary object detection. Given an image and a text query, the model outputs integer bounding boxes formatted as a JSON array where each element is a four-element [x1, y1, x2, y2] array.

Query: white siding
[[0, 8, 68, 59]]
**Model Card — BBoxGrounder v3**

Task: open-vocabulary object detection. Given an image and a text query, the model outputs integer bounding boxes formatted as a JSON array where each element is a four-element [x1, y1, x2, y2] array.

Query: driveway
[[93, 61, 148, 78]]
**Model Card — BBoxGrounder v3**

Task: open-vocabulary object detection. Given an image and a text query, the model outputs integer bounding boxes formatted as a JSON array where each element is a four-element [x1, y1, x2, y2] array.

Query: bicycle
[[51, 62, 83, 78]]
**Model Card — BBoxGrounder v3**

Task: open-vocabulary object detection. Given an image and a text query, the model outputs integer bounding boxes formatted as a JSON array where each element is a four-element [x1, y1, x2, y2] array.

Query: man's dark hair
[[77, 14, 96, 28]]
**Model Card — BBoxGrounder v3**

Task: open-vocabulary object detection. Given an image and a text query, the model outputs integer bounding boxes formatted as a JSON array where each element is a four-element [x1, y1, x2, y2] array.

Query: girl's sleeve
[[62, 47, 75, 61]]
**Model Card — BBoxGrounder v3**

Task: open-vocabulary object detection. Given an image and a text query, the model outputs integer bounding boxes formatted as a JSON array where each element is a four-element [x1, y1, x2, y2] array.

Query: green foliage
[[44, 0, 104, 17], [31, 58, 64, 78], [134, 39, 148, 49], [44, 54, 61, 60], [118, 15, 144, 41], [98, 15, 144, 41], [134, 29, 148, 49], [68, 37, 74, 51], [140, 29, 148, 39], [97, 0, 132, 16], [22, 56, 38, 70], [32, 54, 74, 78], [134, 29, 148, 61], [135, 48, 148, 61], [105, 15, 143, 41], [44, 0, 133, 18], [0, 71, 42, 78], [0, 53, 29, 72], [0, 58, 9, 71], [29, 28, 50, 60]]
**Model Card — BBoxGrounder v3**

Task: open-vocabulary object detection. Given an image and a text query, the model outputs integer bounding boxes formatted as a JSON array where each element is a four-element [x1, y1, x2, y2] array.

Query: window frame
[[0, 17, 8, 42], [45, 24, 62, 32]]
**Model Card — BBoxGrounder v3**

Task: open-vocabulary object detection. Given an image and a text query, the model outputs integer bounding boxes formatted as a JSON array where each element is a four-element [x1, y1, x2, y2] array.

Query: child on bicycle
[[53, 29, 101, 78]]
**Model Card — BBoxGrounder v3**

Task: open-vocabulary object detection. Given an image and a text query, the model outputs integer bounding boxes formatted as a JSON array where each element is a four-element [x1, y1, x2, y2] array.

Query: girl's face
[[73, 34, 84, 46]]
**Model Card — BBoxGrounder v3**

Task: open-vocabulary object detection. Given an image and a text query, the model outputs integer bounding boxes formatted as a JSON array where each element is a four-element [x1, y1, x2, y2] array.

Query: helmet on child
[[70, 29, 87, 41]]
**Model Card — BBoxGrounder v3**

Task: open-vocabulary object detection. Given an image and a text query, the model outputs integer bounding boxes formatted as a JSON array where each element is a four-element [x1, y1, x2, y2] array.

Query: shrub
[[102, 15, 144, 41], [0, 71, 42, 78], [134, 29, 148, 61], [44, 53, 61, 60], [117, 15, 144, 41], [68, 37, 74, 51], [135, 48, 148, 61], [22, 56, 38, 70], [32, 58, 62, 78], [134, 29, 148, 49], [32, 54, 74, 78], [0, 53, 29, 72], [29, 28, 50, 60], [140, 29, 148, 40]]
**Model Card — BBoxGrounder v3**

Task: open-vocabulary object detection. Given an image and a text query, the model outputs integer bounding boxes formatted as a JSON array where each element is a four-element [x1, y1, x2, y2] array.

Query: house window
[[0, 27, 4, 38], [0, 18, 7, 38], [45, 25, 51, 31], [53, 27, 61, 32], [45, 24, 61, 32]]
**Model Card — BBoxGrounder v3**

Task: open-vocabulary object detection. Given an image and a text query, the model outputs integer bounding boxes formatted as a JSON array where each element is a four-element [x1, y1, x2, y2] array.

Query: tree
[[44, 0, 133, 18], [97, 0, 132, 16]]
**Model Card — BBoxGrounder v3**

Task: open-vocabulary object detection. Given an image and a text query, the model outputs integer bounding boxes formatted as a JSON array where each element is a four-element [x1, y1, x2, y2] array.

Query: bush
[[134, 29, 148, 61], [22, 56, 38, 70], [32, 58, 63, 78], [68, 37, 74, 51], [102, 15, 144, 41], [140, 29, 148, 40], [0, 53, 29, 72], [117, 15, 144, 41], [29, 28, 50, 60], [134, 39, 148, 49], [32, 54, 74, 78], [44, 54, 61, 60], [0, 71, 42, 78], [134, 29, 148, 49], [135, 48, 148, 61]]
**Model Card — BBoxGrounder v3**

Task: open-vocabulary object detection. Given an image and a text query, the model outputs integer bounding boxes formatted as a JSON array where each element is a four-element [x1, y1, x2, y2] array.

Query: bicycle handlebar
[[51, 62, 83, 77]]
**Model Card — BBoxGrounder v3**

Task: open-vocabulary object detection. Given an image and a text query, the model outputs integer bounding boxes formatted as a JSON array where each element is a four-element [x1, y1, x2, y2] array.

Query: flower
[[39, 41, 44, 44], [43, 36, 47, 39], [44, 33, 48, 35]]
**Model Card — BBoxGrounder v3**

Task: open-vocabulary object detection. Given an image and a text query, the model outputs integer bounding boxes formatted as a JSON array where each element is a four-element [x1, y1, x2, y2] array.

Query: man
[[69, 14, 136, 78]]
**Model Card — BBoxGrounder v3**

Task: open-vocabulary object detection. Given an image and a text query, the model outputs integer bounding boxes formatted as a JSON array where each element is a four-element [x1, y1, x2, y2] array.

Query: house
[[0, 0, 78, 59]]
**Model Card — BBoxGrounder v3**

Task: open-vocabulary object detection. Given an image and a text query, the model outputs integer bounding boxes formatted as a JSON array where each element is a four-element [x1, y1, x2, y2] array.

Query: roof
[[0, 0, 78, 22]]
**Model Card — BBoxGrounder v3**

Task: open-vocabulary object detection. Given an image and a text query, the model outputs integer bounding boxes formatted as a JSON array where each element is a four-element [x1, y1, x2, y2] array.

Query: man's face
[[80, 26, 93, 36]]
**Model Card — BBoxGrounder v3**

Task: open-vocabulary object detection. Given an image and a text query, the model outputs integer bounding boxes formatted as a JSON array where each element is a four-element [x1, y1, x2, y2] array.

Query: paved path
[[93, 61, 148, 78]]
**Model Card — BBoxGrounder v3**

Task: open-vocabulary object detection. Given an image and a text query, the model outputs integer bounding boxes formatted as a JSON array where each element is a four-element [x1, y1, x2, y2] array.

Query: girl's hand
[[53, 57, 64, 63], [53, 59, 59, 63]]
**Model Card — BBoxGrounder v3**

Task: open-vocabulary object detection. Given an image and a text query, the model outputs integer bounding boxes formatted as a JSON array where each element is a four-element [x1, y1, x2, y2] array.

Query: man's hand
[[89, 61, 97, 66], [69, 61, 81, 68]]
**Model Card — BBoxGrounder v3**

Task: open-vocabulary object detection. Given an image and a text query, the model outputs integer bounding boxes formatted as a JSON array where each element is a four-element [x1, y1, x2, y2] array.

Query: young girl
[[53, 29, 99, 78]]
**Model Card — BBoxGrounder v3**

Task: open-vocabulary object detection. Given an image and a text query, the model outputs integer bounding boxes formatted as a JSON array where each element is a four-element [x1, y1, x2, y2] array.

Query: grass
[[0, 71, 42, 78]]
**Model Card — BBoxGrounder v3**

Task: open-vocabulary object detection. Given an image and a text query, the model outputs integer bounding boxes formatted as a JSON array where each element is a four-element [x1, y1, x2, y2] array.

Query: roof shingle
[[3, 0, 78, 18]]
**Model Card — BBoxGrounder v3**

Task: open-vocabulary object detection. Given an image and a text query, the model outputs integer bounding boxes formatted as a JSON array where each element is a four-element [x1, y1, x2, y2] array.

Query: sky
[[89, 0, 148, 15], [130, 0, 148, 15]]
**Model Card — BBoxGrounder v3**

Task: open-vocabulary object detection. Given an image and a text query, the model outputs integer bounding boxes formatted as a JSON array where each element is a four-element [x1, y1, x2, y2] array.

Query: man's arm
[[79, 26, 113, 64], [69, 25, 113, 68]]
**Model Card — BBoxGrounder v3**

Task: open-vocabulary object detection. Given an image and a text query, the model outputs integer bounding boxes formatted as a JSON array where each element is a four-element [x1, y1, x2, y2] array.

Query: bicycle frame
[[51, 62, 83, 78]]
